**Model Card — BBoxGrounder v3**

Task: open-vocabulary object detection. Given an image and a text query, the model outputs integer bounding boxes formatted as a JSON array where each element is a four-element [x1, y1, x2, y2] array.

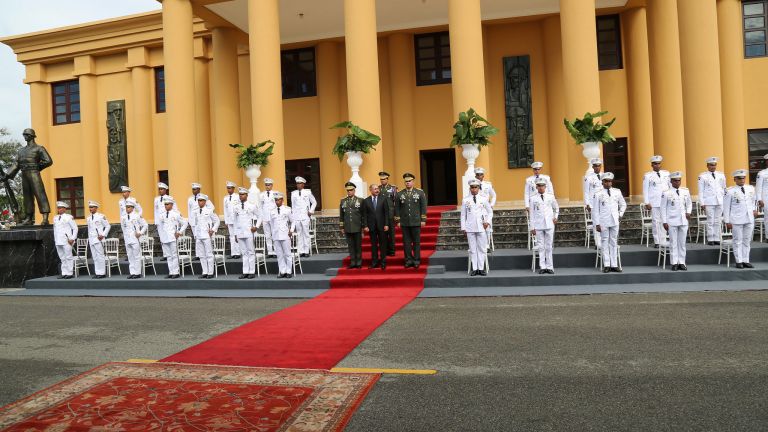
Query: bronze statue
[[0, 128, 53, 225]]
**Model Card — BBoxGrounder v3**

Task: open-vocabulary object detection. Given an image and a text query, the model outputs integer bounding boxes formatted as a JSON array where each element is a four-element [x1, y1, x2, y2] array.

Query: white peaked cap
[[531, 161, 543, 169], [535, 178, 547, 186], [273, 192, 284, 199], [264, 178, 274, 184], [468, 179, 481, 186], [191, 183, 201, 189], [56, 201, 69, 208], [162, 196, 175, 204], [157, 182, 169, 189], [196, 194, 209, 201], [238, 187, 249, 194], [601, 172, 615, 180], [670, 171, 683, 180], [226, 181, 236, 187], [88, 200, 100, 207], [125, 197, 138, 207], [650, 155, 663, 163], [120, 186, 132, 192], [706, 157, 718, 164], [732, 169, 747, 177], [474, 167, 486, 174], [590, 158, 603, 165], [295, 176, 307, 184]]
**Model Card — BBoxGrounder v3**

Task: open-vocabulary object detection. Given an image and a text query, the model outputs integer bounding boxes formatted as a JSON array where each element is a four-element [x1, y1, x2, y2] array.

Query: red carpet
[[160, 206, 452, 369]]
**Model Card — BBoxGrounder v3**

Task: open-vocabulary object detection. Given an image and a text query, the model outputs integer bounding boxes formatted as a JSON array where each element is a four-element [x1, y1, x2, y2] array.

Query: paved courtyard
[[1, 291, 767, 431]]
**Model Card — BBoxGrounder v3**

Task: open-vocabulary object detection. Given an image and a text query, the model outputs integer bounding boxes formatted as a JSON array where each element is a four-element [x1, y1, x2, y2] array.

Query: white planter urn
[[345, 151, 366, 198], [581, 141, 602, 175], [461, 143, 481, 199], [245, 164, 262, 205]]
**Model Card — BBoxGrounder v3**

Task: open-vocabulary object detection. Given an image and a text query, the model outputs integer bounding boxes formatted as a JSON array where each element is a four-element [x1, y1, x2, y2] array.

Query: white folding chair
[[657, 223, 670, 269], [583, 206, 594, 248], [308, 216, 319, 255], [213, 234, 227, 276], [103, 238, 121, 277], [755, 210, 765, 242], [254, 233, 268, 276], [525, 210, 532, 250], [718, 223, 734, 267], [177, 235, 195, 276], [291, 232, 303, 275], [639, 205, 653, 247], [73, 238, 90, 277], [694, 201, 708, 244], [531, 234, 540, 272], [488, 230, 495, 252], [140, 236, 156, 277]]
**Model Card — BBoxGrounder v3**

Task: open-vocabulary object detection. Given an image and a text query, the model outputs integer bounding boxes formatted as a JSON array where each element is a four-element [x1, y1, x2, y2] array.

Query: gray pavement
[[1, 292, 767, 431]]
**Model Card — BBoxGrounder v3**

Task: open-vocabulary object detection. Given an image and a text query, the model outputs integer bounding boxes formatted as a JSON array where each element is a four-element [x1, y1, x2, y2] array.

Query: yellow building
[[3, 0, 768, 222]]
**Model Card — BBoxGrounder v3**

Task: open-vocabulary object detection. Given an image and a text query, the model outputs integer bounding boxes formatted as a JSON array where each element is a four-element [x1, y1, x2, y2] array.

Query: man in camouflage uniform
[[340, 182, 367, 269], [394, 173, 427, 268], [379, 171, 398, 256]]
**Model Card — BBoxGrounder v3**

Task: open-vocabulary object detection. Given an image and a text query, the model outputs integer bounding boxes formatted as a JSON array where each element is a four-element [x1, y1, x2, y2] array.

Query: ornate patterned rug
[[0, 362, 379, 431]]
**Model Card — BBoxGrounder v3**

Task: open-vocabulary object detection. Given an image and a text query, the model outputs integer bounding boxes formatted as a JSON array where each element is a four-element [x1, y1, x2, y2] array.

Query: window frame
[[280, 47, 317, 100], [743, 1, 768, 58], [414, 31, 452, 86], [748, 128, 768, 184], [596, 14, 623, 71], [154, 67, 166, 113], [55, 177, 85, 219], [51, 79, 81, 126]]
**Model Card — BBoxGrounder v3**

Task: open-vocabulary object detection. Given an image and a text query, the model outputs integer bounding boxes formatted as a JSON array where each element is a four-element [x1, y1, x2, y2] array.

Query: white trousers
[[196, 237, 214, 275], [126, 243, 141, 276], [668, 225, 688, 265], [274, 239, 292, 275], [651, 207, 662, 245], [600, 225, 620, 268], [705, 205, 723, 242], [56, 245, 74, 276], [295, 219, 310, 254], [732, 223, 754, 264], [466, 231, 488, 271], [162, 242, 179, 275], [238, 236, 255, 274], [91, 242, 106, 275], [536, 228, 555, 270], [227, 224, 241, 256], [262, 221, 275, 254], [593, 227, 602, 248]]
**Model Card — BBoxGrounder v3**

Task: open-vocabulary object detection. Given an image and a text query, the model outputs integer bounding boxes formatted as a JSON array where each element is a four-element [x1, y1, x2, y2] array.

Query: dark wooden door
[[603, 138, 630, 196], [419, 149, 457, 205], [285, 158, 322, 210]]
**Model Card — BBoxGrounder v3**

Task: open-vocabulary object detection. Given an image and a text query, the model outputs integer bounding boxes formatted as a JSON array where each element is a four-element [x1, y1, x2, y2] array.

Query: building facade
[[3, 0, 768, 222]]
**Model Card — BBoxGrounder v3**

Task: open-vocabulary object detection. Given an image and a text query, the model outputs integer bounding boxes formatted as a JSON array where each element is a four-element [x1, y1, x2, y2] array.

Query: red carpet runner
[[161, 206, 452, 369]]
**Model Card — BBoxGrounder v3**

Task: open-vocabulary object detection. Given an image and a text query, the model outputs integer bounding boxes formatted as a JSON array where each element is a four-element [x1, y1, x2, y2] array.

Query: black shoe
[[64, 275, 74, 279], [95, 275, 106, 279], [165, 275, 174, 279], [387, 252, 396, 257], [713, 241, 721, 245], [744, 263, 754, 268], [207, 274, 215, 279], [199, 275, 208, 279], [736, 263, 744, 269], [300, 253, 309, 258], [679, 265, 688, 271], [286, 274, 293, 278], [471, 270, 478, 276], [538, 269, 547, 274], [479, 270, 487, 276], [602, 267, 611, 273], [346, 265, 356, 270], [381, 264, 386, 271], [170, 274, 180, 279], [671, 265, 678, 271], [404, 263, 413, 268], [57, 275, 66, 279], [612, 267, 623, 273], [239, 274, 249, 279], [248, 274, 256, 279], [653, 244, 659, 249], [160, 257, 168, 261], [413, 263, 420, 269], [91, 275, 100, 279], [707, 242, 714, 246], [548, 269, 555, 274]]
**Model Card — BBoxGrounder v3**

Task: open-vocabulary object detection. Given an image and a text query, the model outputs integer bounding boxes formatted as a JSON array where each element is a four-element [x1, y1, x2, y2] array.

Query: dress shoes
[[368, 263, 380, 269], [611, 267, 623, 273], [671, 264, 679, 271], [404, 263, 413, 268], [381, 264, 386, 271], [277, 273, 285, 279], [165, 275, 174, 279], [346, 265, 356, 270], [300, 253, 310, 258], [199, 274, 208, 279], [653, 244, 659, 249], [93, 275, 106, 279], [602, 267, 611, 273], [238, 274, 249, 279], [387, 252, 396, 257], [548, 269, 555, 274], [285, 274, 293, 278], [679, 264, 688, 271], [57, 275, 66, 279], [538, 269, 547, 275], [248, 274, 256, 279], [413, 263, 421, 269], [479, 270, 487, 276], [744, 263, 754, 268], [63, 275, 74, 279], [207, 274, 215, 279], [170, 274, 180, 279], [707, 241, 715, 246], [735, 263, 744, 269]]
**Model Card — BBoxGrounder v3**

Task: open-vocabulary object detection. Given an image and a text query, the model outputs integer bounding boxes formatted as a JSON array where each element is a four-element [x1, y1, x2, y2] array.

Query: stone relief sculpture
[[107, 100, 128, 193], [504, 56, 534, 169]]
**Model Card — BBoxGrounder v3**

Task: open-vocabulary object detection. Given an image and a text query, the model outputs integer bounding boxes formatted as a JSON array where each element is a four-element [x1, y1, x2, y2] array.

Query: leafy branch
[[450, 108, 499, 147], [229, 140, 275, 168], [563, 111, 616, 145], [330, 121, 381, 161]]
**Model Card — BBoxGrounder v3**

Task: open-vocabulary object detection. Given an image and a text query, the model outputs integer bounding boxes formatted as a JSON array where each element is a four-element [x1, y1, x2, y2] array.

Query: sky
[[0, 0, 162, 142]]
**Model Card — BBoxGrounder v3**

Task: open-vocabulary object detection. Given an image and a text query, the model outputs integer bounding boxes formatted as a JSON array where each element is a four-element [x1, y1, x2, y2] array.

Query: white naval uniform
[[191, 206, 220, 275], [660, 187, 693, 266], [528, 192, 559, 271], [259, 190, 278, 255], [697, 171, 727, 243], [460, 194, 493, 272], [724, 185, 756, 264], [53, 213, 78, 276], [479, 180, 497, 242], [233, 200, 258, 275], [86, 212, 110, 276], [290, 188, 317, 255], [223, 193, 241, 257], [118, 198, 143, 219], [268, 205, 295, 275], [592, 187, 627, 268], [121, 212, 148, 276], [157, 209, 188, 276], [583, 171, 603, 247], [524, 174, 554, 208], [755, 168, 768, 239], [154, 195, 177, 257], [643, 170, 671, 245]]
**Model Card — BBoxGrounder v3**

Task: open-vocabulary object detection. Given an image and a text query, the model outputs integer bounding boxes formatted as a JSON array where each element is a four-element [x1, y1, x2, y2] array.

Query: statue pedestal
[[0, 226, 63, 287]]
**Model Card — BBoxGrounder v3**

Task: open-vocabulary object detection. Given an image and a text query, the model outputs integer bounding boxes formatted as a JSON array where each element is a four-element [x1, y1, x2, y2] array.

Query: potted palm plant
[[331, 121, 381, 194], [230, 140, 275, 198], [450, 108, 498, 192], [563, 111, 616, 160]]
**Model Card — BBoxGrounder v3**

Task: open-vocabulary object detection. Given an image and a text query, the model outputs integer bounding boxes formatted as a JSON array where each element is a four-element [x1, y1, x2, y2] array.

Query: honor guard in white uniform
[[724, 170, 757, 269], [223, 181, 242, 259], [120, 198, 148, 279], [118, 186, 143, 219], [191, 194, 220, 278], [157, 196, 187, 279], [583, 158, 603, 247], [86, 200, 110, 279], [754, 154, 768, 240], [642, 155, 671, 247], [474, 168, 497, 207], [524, 161, 554, 209], [53, 201, 78, 279], [290, 176, 317, 257], [461, 179, 493, 276], [259, 178, 278, 257], [187, 182, 213, 259], [661, 172, 692, 271], [592, 172, 627, 273], [697, 157, 727, 245], [529, 178, 559, 274], [234, 187, 259, 279], [261, 192, 295, 278], [153, 182, 176, 261]]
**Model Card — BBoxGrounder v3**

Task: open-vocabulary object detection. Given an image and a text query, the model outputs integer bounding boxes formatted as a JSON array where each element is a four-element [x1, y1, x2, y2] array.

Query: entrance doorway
[[285, 158, 322, 210], [603, 137, 630, 196], [419, 149, 457, 205]]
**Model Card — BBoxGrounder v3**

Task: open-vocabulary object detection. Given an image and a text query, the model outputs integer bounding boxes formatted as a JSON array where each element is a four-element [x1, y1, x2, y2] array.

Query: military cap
[[125, 198, 138, 207], [120, 186, 132, 192], [238, 187, 249, 194], [763, 154, 768, 160], [378, 171, 390, 179], [226, 181, 236, 188], [650, 155, 663, 163], [191, 183, 201, 189], [590, 158, 603, 166], [88, 200, 100, 208], [706, 157, 718, 165], [670, 171, 683, 180], [273, 192, 284, 200], [535, 178, 547, 186], [403, 173, 415, 181], [468, 179, 481, 187], [295, 176, 307, 184], [264, 178, 274, 184], [733, 169, 747, 178], [56, 201, 69, 208], [196, 194, 209, 201], [531, 161, 543, 169], [157, 182, 169, 190], [162, 196, 175, 204], [345, 181, 356, 191], [474, 167, 486, 175], [601, 172, 615, 181]]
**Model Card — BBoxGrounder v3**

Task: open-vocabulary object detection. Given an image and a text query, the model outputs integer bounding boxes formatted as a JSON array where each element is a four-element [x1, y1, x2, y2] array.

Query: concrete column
[[344, 0, 384, 192], [126, 48, 156, 217], [678, 0, 725, 184], [623, 8, 655, 195], [542, 16, 570, 199], [162, 0, 198, 193], [559, 0, 603, 201], [248, 0, 286, 193], [194, 38, 214, 201], [646, 0, 686, 175], [73, 55, 101, 205], [316, 41, 345, 209], [717, 0, 748, 175], [387, 33, 418, 189], [449, 0, 490, 196]]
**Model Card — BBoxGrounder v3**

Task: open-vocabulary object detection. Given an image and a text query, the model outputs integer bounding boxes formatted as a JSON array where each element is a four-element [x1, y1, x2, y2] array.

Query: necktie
[[373, 196, 377, 208], [473, 195, 477, 204], [199, 208, 202, 214], [540, 194, 544, 201], [607, 189, 611, 196], [299, 190, 302, 197], [229, 195, 232, 201], [91, 214, 94, 221], [676, 189, 680, 196], [741, 186, 745, 194], [278, 207, 281, 214], [535, 175, 539, 179], [657, 172, 661, 178], [712, 172, 716, 179], [166, 211, 169, 218], [241, 202, 244, 209]]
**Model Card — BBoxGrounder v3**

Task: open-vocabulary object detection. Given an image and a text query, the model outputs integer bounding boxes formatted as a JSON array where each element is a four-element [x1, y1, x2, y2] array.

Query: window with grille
[[596, 15, 623, 70], [52, 80, 80, 125], [56, 177, 85, 219], [748, 129, 768, 184], [281, 47, 317, 99], [155, 67, 166, 113], [744, 1, 768, 58], [414, 32, 452, 86]]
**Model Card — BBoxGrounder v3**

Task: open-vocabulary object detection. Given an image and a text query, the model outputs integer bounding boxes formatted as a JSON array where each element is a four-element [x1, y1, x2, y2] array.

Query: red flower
[[1, 210, 8, 216]]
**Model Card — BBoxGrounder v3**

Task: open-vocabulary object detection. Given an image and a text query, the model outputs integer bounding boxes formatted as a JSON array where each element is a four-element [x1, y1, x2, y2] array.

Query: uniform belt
[[20, 164, 41, 171]]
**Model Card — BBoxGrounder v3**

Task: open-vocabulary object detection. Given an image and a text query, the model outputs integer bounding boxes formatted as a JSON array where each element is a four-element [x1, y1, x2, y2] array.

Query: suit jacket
[[364, 194, 391, 231]]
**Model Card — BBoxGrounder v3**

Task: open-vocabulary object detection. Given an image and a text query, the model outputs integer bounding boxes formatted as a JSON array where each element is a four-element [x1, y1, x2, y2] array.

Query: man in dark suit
[[363, 184, 392, 270]]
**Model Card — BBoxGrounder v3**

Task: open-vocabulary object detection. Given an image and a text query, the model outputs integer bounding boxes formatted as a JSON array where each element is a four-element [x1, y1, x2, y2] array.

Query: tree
[[0, 128, 23, 217]]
